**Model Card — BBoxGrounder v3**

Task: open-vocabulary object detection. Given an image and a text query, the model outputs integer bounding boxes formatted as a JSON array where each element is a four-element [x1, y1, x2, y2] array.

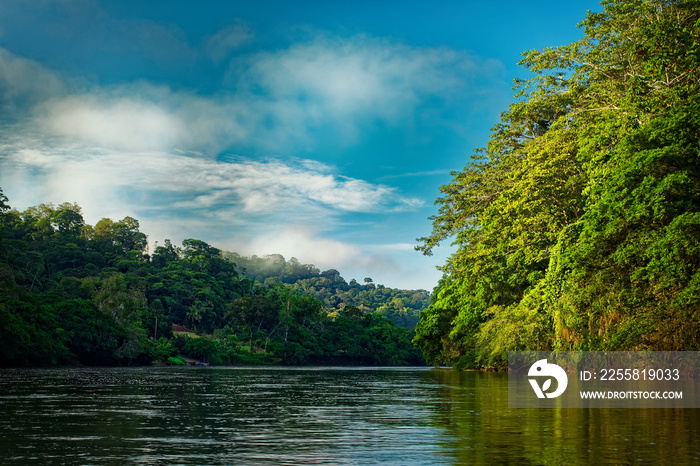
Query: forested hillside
[[415, 0, 700, 368], [0, 192, 423, 366], [225, 252, 430, 329]]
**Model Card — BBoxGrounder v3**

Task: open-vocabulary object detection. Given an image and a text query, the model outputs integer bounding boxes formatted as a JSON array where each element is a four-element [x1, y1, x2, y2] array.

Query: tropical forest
[[0, 193, 426, 366], [1, 0, 698, 372], [414, 0, 700, 368], [4, 1, 700, 464]]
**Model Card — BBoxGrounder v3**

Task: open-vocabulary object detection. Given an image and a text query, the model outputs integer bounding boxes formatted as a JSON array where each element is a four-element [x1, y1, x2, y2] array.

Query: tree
[[182, 238, 233, 276], [226, 295, 279, 350], [151, 239, 181, 267], [112, 217, 147, 255], [182, 238, 220, 261], [52, 203, 84, 234], [277, 289, 324, 340], [94, 218, 114, 239], [416, 0, 700, 367], [0, 188, 10, 213]]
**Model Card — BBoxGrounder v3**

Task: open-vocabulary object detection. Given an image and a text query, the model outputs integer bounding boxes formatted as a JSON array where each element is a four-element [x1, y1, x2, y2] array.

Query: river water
[[0, 366, 699, 464]]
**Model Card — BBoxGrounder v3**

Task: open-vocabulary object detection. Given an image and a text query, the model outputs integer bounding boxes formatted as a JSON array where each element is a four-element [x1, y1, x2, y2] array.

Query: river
[[1, 366, 699, 464]]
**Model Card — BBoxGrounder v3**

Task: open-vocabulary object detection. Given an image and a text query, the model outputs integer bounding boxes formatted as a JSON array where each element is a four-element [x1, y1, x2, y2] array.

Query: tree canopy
[[415, 0, 700, 368]]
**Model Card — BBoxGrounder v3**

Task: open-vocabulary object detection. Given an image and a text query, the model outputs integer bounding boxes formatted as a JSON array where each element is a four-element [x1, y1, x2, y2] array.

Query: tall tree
[[112, 217, 147, 255]]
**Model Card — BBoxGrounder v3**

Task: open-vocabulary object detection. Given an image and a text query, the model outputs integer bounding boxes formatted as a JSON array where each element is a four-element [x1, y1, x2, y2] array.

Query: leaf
[[542, 379, 552, 392]]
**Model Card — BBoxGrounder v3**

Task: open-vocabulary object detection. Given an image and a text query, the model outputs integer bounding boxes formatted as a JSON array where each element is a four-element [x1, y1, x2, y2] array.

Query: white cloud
[[236, 35, 478, 117], [224, 35, 496, 147], [1, 32, 501, 156], [39, 94, 182, 152], [0, 144, 419, 221], [33, 85, 252, 154]]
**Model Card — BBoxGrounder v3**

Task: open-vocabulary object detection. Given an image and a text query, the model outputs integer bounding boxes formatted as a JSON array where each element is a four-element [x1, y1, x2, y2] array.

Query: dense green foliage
[[226, 252, 430, 329], [415, 0, 700, 368], [0, 192, 423, 366]]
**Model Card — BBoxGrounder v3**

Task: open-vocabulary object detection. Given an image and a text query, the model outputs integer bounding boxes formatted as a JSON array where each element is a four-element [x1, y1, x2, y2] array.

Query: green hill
[[225, 252, 430, 329], [0, 193, 424, 367]]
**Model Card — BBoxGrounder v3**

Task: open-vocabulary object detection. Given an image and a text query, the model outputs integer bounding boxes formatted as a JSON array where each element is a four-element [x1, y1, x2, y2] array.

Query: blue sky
[[0, 0, 602, 290]]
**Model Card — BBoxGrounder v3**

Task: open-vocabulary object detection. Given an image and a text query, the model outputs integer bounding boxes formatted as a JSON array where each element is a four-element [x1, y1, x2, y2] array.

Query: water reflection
[[0, 367, 698, 464], [423, 370, 700, 465]]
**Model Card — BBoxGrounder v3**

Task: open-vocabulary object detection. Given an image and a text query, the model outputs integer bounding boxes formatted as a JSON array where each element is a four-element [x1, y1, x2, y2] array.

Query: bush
[[147, 337, 177, 362]]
